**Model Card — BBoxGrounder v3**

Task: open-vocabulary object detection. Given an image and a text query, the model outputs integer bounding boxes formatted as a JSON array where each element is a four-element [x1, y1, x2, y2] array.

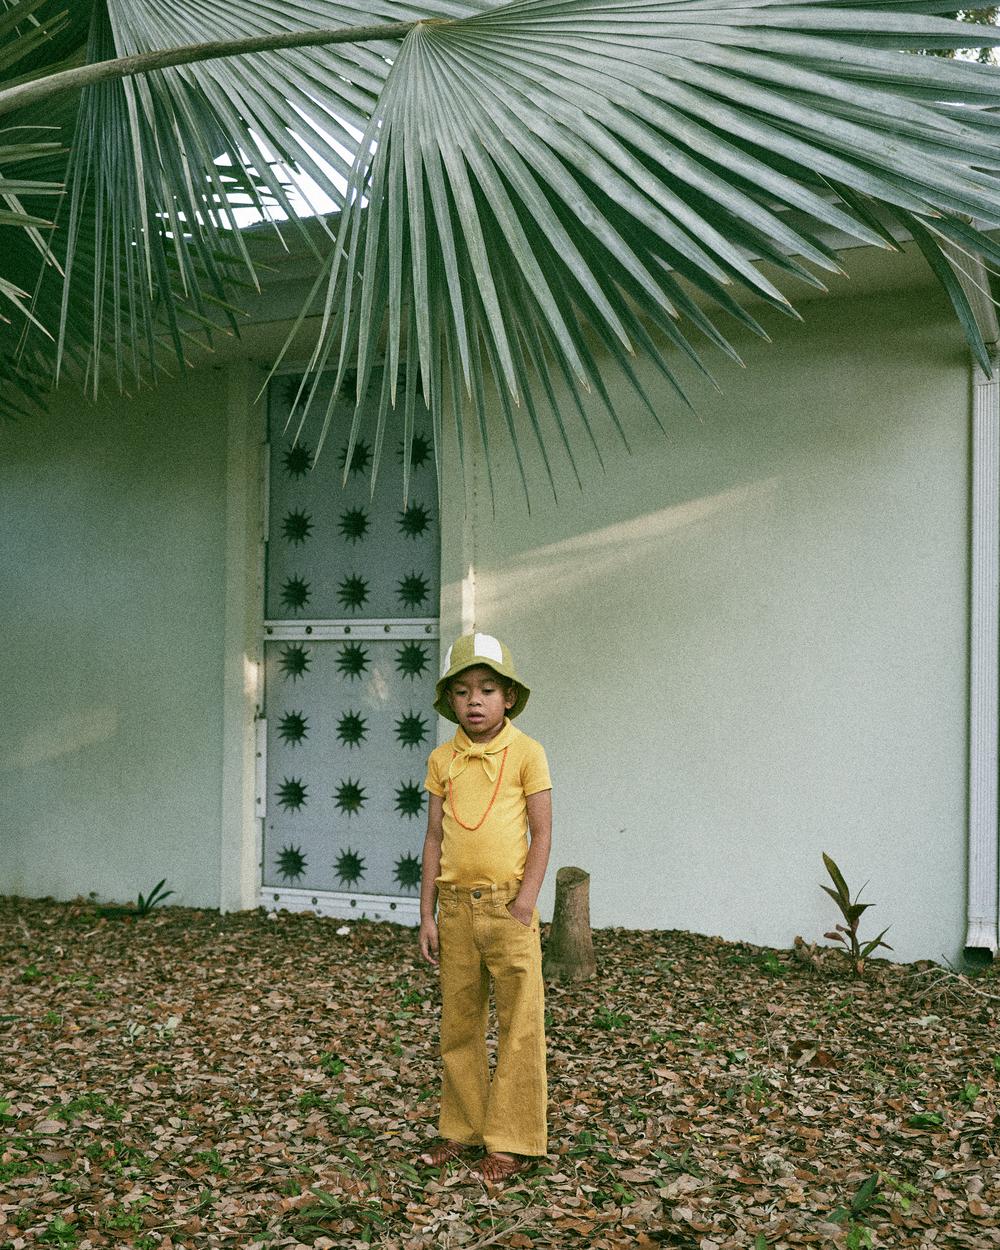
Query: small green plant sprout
[[594, 1005, 629, 1030], [820, 853, 893, 975], [318, 1051, 345, 1077], [136, 879, 174, 915], [38, 1215, 78, 1246], [830, 1173, 880, 1226], [906, 1110, 944, 1128], [877, 1171, 921, 1212], [757, 951, 782, 977], [845, 1225, 875, 1250], [957, 1081, 981, 1106]]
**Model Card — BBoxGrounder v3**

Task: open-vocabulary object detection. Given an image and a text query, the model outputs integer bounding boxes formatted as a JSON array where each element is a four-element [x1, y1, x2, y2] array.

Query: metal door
[[258, 371, 439, 923]]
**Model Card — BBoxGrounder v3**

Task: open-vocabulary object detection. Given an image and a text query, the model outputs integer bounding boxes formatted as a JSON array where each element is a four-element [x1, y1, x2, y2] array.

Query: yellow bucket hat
[[434, 632, 530, 722]]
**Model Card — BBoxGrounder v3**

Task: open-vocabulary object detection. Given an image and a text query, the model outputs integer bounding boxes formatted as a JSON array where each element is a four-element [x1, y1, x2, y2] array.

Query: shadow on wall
[[473, 476, 782, 616], [2, 706, 119, 770]]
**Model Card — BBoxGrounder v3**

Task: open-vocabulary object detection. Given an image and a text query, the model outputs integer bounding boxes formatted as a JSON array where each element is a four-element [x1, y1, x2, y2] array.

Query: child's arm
[[508, 789, 552, 926], [419, 793, 444, 965]]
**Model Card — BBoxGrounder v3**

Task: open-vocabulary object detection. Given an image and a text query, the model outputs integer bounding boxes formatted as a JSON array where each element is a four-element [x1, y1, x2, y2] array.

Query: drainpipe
[[958, 253, 1000, 956]]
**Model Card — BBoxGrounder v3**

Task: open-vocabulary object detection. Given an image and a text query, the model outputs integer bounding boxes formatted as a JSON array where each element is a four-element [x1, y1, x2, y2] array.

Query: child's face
[[447, 665, 516, 742]]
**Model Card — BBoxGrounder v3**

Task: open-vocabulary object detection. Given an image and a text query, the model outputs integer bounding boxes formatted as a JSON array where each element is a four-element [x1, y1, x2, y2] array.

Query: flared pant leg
[[438, 893, 490, 1145], [436, 883, 548, 1157]]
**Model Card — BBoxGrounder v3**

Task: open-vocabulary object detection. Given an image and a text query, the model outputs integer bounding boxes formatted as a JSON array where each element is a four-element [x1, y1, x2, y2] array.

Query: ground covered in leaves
[[1, 896, 998, 1250]]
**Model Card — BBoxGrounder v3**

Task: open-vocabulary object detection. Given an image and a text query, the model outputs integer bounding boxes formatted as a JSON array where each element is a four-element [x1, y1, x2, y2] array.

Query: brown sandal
[[418, 1139, 479, 1167], [470, 1152, 532, 1185]]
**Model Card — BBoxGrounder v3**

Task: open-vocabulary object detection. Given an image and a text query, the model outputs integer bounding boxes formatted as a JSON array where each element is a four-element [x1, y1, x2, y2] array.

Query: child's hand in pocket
[[506, 899, 533, 927]]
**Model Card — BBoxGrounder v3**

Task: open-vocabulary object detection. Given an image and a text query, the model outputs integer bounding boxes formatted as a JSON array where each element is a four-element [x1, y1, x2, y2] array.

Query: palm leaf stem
[[0, 18, 421, 119]]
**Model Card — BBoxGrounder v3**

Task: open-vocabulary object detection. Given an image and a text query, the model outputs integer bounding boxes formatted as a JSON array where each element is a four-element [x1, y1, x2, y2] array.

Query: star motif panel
[[261, 370, 441, 901], [265, 373, 439, 621], [262, 639, 436, 896]]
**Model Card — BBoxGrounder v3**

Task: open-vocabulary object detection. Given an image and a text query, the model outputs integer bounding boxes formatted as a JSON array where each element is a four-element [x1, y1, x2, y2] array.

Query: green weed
[[820, 853, 892, 975], [828, 1174, 879, 1250], [292, 1186, 389, 1242], [650, 1147, 702, 1176], [594, 1005, 630, 1029], [38, 1216, 78, 1246], [59, 972, 97, 990], [192, 1148, 230, 1177], [878, 1172, 921, 1212], [746, 1074, 769, 1101], [906, 1111, 944, 1128], [135, 878, 174, 915], [101, 1198, 151, 1232], [53, 1093, 124, 1123], [0, 1157, 35, 1184], [318, 1051, 345, 1076], [299, 1091, 349, 1129], [567, 1129, 616, 1162]]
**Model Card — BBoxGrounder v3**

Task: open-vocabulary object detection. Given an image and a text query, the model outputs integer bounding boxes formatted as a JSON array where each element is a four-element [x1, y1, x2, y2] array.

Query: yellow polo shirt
[[424, 718, 551, 886]]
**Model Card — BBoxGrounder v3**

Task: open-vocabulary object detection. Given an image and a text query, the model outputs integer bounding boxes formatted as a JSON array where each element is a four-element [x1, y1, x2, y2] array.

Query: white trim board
[[258, 886, 420, 926], [220, 361, 266, 914], [967, 345, 1000, 955], [264, 619, 438, 641]]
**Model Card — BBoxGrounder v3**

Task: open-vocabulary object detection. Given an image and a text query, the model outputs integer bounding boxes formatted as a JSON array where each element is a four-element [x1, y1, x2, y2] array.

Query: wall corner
[[220, 360, 265, 914], [967, 344, 1000, 955]]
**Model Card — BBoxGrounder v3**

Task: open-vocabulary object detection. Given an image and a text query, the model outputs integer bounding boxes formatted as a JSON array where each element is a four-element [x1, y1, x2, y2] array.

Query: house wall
[[443, 284, 971, 965], [0, 370, 232, 908], [0, 275, 976, 965]]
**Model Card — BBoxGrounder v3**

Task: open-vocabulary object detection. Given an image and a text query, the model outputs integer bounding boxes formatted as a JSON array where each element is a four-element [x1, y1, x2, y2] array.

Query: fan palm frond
[[3, 0, 1000, 499], [293, 0, 1000, 498], [1, 0, 480, 411]]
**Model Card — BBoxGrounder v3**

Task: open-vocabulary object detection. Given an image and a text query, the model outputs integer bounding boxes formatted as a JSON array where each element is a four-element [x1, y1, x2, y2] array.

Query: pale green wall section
[[0, 278, 974, 959], [448, 285, 970, 965], [0, 370, 230, 908]]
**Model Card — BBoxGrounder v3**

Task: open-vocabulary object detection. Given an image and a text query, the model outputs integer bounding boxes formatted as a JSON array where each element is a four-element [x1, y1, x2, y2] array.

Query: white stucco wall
[[0, 370, 231, 908], [442, 283, 971, 965], [0, 266, 978, 964]]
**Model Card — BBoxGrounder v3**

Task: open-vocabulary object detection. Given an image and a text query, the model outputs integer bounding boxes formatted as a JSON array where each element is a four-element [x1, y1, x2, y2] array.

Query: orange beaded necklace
[[447, 747, 509, 831]]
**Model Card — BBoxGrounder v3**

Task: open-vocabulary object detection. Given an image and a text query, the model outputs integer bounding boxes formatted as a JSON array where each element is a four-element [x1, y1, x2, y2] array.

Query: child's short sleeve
[[424, 748, 445, 797], [520, 739, 552, 796]]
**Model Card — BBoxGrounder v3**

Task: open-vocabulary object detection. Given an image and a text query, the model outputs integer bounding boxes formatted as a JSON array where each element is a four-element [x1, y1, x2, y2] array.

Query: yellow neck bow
[[447, 721, 514, 783]]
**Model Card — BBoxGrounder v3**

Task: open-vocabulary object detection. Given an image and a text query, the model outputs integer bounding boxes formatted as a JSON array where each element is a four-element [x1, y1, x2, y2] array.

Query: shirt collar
[[448, 718, 517, 783]]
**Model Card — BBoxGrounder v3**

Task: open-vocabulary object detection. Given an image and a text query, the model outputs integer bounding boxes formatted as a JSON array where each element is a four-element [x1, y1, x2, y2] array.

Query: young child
[[417, 632, 553, 1184]]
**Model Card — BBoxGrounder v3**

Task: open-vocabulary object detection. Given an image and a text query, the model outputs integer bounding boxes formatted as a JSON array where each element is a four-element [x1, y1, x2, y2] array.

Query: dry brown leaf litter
[[1, 895, 999, 1250]]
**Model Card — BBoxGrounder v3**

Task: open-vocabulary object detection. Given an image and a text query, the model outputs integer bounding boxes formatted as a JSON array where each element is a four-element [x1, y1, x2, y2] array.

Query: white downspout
[[959, 254, 1000, 954]]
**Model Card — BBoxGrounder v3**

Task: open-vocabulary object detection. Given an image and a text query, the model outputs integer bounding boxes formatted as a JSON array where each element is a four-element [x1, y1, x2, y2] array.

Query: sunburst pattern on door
[[262, 370, 439, 900]]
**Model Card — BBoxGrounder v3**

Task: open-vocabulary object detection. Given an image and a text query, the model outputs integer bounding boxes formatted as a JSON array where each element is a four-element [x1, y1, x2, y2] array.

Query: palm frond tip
[[2, 0, 1000, 494]]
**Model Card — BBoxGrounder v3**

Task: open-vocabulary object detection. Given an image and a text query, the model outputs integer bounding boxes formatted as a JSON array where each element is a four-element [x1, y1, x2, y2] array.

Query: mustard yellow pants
[[436, 880, 547, 1157]]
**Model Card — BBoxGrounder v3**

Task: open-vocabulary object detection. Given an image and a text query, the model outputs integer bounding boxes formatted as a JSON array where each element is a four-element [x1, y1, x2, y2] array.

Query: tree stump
[[542, 866, 597, 982]]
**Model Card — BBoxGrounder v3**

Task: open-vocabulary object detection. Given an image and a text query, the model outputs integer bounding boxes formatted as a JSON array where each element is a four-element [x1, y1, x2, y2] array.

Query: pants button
[[472, 890, 481, 898]]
